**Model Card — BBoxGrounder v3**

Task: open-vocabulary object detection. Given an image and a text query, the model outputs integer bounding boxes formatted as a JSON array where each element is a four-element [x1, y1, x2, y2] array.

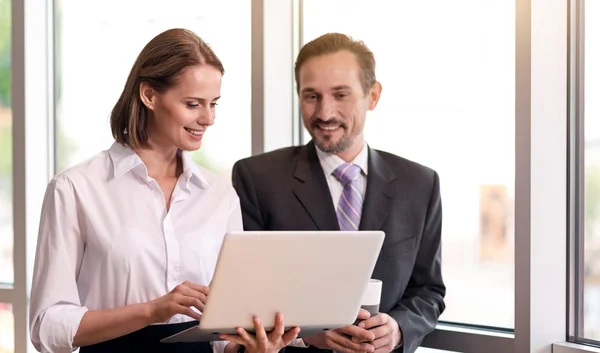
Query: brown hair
[[110, 28, 224, 149], [294, 33, 376, 95]]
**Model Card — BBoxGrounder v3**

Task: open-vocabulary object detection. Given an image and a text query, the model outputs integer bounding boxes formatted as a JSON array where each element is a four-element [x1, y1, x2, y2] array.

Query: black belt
[[80, 320, 213, 353]]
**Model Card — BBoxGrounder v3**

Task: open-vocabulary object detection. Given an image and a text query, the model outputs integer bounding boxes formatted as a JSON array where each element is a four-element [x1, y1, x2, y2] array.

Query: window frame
[[567, 0, 600, 349], [6, 0, 596, 353], [568, 0, 586, 346], [11, 0, 54, 351]]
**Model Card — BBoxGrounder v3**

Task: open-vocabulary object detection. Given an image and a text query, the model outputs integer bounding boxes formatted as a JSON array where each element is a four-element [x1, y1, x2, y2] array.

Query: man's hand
[[303, 309, 375, 353], [353, 313, 401, 353], [220, 314, 300, 353]]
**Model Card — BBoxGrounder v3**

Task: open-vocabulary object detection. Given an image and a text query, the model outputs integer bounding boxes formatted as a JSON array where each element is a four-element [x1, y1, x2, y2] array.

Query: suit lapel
[[292, 142, 340, 230], [360, 148, 396, 230]]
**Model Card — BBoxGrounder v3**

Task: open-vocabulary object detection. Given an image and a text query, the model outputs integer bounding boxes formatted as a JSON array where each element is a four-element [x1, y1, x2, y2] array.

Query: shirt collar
[[108, 142, 209, 189], [315, 140, 369, 177], [179, 149, 209, 189], [108, 142, 145, 179]]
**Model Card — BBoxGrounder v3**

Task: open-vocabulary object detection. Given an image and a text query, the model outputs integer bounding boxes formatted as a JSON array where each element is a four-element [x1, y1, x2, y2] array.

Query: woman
[[28, 28, 299, 353]]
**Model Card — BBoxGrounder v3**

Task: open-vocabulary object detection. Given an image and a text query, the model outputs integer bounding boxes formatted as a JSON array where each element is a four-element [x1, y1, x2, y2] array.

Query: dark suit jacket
[[231, 141, 445, 353]]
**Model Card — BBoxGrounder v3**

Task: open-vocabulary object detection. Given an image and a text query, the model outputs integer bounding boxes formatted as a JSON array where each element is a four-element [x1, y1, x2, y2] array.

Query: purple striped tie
[[333, 163, 363, 231]]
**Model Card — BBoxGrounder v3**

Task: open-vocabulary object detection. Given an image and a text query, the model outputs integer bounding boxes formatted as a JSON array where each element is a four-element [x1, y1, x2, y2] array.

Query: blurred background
[[0, 1, 598, 352]]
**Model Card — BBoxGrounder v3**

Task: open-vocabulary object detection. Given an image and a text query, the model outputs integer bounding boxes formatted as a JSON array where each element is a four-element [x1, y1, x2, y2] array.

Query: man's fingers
[[253, 317, 268, 343], [219, 335, 246, 346], [332, 339, 375, 353], [269, 313, 285, 338], [351, 335, 374, 343], [347, 341, 375, 353], [236, 327, 255, 343], [373, 340, 394, 353], [282, 327, 301, 345], [326, 339, 365, 353], [352, 325, 388, 342], [337, 325, 375, 342], [371, 336, 392, 350], [356, 308, 371, 321], [358, 314, 388, 330], [329, 331, 374, 352]]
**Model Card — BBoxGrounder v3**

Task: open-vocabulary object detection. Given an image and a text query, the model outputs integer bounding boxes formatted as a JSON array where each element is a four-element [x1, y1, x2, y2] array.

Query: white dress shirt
[[315, 141, 369, 205], [29, 142, 242, 353], [290, 142, 369, 349]]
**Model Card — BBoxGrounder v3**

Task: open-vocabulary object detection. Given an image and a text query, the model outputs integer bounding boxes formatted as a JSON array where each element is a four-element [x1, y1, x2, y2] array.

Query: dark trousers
[[79, 321, 213, 353]]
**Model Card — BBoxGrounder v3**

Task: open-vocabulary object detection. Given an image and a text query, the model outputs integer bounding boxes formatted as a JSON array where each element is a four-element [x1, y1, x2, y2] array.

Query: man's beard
[[308, 119, 355, 153]]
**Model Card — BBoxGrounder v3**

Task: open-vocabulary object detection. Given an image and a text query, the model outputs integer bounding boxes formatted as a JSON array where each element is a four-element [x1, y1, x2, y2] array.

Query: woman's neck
[[135, 144, 181, 179]]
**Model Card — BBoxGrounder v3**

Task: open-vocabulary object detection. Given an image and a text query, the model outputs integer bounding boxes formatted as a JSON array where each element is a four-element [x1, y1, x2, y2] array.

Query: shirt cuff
[[37, 304, 88, 352], [211, 340, 231, 353], [289, 338, 310, 348]]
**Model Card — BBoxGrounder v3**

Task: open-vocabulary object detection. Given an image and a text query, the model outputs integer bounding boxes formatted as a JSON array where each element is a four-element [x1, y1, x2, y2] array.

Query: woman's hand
[[220, 314, 300, 353], [147, 281, 209, 323]]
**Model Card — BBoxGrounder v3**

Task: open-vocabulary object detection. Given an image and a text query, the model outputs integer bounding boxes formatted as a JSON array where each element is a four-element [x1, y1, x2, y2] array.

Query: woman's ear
[[139, 82, 156, 111]]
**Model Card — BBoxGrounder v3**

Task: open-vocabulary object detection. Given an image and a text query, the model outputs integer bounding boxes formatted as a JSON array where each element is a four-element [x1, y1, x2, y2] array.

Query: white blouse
[[29, 142, 243, 353]]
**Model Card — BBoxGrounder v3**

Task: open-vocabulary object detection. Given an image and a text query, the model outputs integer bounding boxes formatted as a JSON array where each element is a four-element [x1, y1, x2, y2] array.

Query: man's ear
[[368, 81, 382, 110], [139, 82, 156, 111]]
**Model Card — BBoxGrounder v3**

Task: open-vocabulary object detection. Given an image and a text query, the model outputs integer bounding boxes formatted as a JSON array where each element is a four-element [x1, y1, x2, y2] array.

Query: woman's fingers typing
[[181, 281, 210, 296], [174, 282, 208, 304], [148, 281, 209, 323]]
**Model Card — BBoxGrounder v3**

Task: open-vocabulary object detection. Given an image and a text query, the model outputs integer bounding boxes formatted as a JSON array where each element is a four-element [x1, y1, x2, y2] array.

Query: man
[[231, 33, 445, 353]]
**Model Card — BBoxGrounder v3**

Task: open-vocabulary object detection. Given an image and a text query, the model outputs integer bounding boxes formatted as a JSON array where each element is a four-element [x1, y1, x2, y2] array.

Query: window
[[583, 0, 600, 343], [3, 1, 582, 353], [0, 303, 12, 353], [54, 0, 251, 179], [0, 0, 12, 286], [302, 0, 515, 329]]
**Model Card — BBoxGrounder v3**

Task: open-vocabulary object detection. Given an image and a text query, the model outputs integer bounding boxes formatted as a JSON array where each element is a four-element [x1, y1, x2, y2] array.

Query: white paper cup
[[360, 278, 382, 316]]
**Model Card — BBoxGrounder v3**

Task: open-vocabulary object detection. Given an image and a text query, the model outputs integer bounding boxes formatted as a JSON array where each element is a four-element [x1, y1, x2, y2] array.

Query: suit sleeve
[[388, 171, 446, 353], [231, 160, 265, 231]]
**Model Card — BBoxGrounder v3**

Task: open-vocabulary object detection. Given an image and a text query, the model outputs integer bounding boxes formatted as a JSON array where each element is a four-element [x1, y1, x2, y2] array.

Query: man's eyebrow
[[332, 85, 352, 91], [300, 88, 317, 94], [300, 86, 352, 94]]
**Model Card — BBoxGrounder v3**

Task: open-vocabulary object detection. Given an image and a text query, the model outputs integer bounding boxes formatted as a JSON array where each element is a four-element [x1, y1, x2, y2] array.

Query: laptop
[[161, 230, 385, 343]]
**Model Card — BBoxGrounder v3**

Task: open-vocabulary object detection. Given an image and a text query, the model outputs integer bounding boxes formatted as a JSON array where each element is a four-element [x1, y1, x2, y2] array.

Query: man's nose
[[317, 97, 336, 120]]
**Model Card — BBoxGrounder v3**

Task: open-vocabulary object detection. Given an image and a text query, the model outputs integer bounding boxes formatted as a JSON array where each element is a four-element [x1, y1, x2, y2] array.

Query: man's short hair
[[294, 33, 376, 95]]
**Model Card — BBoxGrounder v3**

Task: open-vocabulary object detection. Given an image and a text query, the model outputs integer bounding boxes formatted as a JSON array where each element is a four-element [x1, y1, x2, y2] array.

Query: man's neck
[[335, 138, 365, 163]]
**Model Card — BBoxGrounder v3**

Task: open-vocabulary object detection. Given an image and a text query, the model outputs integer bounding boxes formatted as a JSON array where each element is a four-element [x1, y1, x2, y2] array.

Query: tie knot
[[333, 163, 361, 186]]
